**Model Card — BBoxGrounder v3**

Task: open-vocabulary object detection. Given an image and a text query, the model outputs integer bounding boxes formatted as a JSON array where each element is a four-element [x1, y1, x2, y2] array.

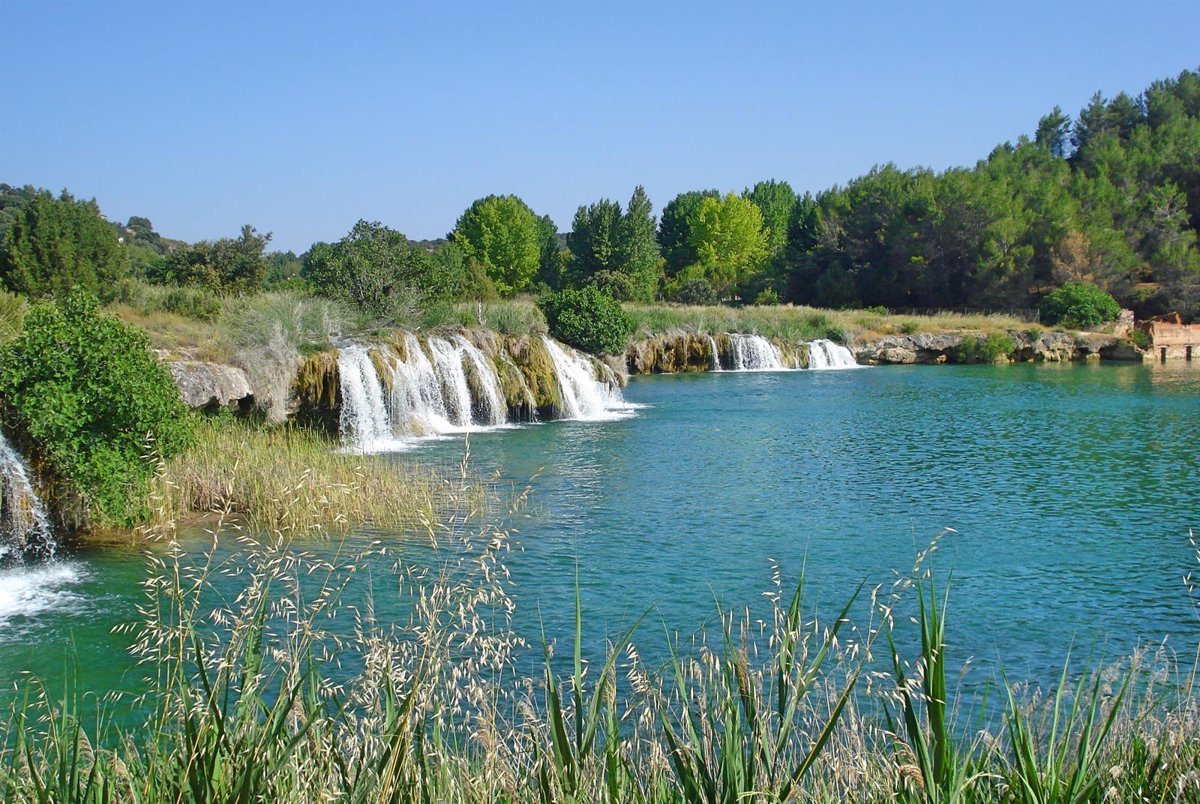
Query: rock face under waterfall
[[625, 331, 859, 373], [286, 329, 632, 451]]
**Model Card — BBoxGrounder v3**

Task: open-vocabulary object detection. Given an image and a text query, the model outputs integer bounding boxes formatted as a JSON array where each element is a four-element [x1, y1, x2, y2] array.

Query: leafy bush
[[668, 277, 718, 305], [1129, 328, 1151, 349], [538, 286, 631, 355], [1039, 282, 1120, 329], [949, 332, 1016, 364], [589, 270, 637, 301], [0, 293, 193, 524], [753, 287, 780, 305]]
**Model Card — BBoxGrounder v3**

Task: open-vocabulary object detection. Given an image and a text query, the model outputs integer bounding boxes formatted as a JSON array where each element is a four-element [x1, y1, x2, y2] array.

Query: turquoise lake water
[[1, 362, 1198, 703]]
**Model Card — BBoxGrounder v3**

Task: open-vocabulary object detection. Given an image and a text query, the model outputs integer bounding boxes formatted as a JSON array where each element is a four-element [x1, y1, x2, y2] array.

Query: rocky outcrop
[[854, 330, 1145, 365], [854, 334, 962, 364], [168, 361, 255, 412]]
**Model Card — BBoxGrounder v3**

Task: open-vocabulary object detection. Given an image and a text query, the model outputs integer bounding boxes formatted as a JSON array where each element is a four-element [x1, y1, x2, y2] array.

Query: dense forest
[[2, 68, 1198, 321]]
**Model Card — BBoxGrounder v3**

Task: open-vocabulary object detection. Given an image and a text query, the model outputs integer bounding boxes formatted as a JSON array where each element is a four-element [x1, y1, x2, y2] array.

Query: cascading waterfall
[[337, 346, 397, 451], [707, 335, 722, 371], [807, 339, 860, 370], [0, 431, 56, 562], [540, 337, 632, 421], [728, 334, 785, 371]]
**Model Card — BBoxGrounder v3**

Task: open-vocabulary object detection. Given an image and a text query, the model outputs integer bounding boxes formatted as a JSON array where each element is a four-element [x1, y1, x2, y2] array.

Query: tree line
[[2, 68, 1198, 320]]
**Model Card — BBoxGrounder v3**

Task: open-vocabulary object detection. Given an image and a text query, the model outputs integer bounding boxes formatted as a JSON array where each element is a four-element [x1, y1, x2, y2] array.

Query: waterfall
[[707, 335, 722, 371], [0, 431, 55, 562], [728, 334, 785, 371], [541, 337, 633, 421], [337, 334, 516, 452], [337, 346, 397, 452], [807, 339, 860, 370]]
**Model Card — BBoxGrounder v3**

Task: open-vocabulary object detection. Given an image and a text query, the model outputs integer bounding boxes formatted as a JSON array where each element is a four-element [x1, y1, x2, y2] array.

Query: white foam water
[[540, 337, 637, 421], [728, 334, 787, 371], [807, 339, 861, 370], [0, 561, 84, 628], [0, 431, 56, 561], [337, 333, 638, 452], [707, 335, 722, 371]]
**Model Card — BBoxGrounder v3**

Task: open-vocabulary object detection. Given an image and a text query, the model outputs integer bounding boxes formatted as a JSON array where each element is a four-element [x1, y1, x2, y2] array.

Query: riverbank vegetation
[[150, 417, 479, 535], [1, 517, 1197, 802]]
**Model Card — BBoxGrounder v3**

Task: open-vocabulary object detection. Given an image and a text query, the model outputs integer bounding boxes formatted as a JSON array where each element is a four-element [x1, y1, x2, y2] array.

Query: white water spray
[[806, 339, 860, 370], [0, 432, 55, 561], [540, 337, 631, 420], [728, 334, 786, 371], [707, 335, 722, 371]]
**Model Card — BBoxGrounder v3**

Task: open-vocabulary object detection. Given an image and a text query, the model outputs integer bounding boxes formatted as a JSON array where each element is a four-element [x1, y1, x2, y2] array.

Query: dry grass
[[150, 417, 483, 535], [108, 303, 230, 361]]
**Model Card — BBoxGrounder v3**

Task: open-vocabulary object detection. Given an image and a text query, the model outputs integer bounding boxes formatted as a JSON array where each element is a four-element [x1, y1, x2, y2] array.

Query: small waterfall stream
[[0, 431, 77, 626], [0, 432, 56, 562], [807, 339, 861, 370], [337, 333, 632, 452], [707, 335, 722, 371], [728, 334, 785, 371]]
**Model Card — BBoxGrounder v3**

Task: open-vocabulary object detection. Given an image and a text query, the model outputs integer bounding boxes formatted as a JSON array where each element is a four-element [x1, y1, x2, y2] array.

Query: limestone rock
[[168, 361, 254, 411]]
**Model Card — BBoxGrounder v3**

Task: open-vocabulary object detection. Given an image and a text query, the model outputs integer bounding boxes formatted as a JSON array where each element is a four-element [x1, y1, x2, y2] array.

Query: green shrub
[[668, 277, 718, 305], [753, 287, 780, 305], [1129, 328, 1151, 350], [950, 332, 1016, 364], [864, 305, 888, 315], [0, 289, 26, 345], [589, 269, 637, 301], [162, 286, 222, 321], [1039, 282, 1120, 329], [538, 286, 631, 355], [0, 293, 194, 524]]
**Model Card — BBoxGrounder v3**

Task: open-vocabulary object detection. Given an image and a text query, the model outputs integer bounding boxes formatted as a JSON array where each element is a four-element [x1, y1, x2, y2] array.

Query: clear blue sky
[[3, 0, 1198, 253]]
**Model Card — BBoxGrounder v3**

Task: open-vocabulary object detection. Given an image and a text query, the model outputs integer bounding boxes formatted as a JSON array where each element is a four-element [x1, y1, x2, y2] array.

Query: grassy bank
[[150, 417, 484, 535], [3, 518, 1197, 802], [624, 303, 1037, 345]]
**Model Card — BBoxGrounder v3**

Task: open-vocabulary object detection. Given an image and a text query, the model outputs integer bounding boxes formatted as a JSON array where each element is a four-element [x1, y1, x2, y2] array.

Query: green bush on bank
[[1039, 281, 1121, 329], [538, 285, 632, 355], [949, 332, 1016, 363], [0, 292, 194, 524]]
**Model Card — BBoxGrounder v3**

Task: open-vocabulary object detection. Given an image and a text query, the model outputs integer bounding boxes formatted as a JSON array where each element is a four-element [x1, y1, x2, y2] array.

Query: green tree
[[616, 185, 664, 302], [303, 220, 444, 316], [0, 292, 193, 524], [161, 225, 270, 294], [567, 199, 623, 285], [450, 195, 541, 296], [687, 193, 769, 298], [0, 191, 128, 299], [743, 180, 797, 258], [658, 189, 718, 276], [1035, 106, 1074, 158], [534, 214, 565, 290]]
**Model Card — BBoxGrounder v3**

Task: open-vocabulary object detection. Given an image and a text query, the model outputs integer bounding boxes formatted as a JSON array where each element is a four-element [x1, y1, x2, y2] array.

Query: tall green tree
[[567, 199, 622, 284], [743, 180, 797, 258], [0, 191, 127, 299], [616, 185, 663, 302], [686, 193, 768, 298], [658, 189, 718, 276], [450, 195, 541, 296]]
